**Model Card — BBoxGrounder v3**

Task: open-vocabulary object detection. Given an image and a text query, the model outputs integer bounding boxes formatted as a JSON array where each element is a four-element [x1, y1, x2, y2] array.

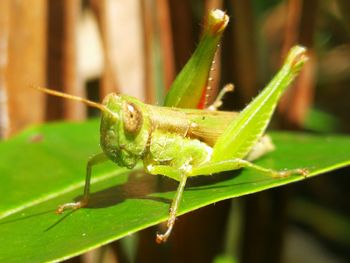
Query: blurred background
[[0, 0, 349, 262]]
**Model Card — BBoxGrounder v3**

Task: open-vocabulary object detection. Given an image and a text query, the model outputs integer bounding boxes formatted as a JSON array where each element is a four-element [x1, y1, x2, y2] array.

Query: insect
[[33, 8, 308, 242], [33, 44, 308, 243]]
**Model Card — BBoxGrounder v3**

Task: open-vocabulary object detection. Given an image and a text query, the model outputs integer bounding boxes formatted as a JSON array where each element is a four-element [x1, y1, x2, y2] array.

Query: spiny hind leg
[[56, 153, 108, 214]]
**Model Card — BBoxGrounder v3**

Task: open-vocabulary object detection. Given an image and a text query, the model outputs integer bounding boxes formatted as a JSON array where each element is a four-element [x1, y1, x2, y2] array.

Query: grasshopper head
[[30, 86, 150, 168], [100, 93, 151, 168]]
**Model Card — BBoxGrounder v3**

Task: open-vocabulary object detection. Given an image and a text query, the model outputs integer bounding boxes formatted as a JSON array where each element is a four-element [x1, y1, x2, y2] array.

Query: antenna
[[31, 86, 118, 119]]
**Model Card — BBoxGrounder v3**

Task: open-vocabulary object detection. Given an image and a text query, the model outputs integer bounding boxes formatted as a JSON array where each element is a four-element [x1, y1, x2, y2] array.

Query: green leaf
[[304, 107, 341, 133], [1, 119, 350, 262]]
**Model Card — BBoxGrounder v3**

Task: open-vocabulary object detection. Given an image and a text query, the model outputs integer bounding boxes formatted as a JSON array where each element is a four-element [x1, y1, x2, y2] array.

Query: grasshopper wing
[[185, 110, 238, 147], [148, 105, 238, 147]]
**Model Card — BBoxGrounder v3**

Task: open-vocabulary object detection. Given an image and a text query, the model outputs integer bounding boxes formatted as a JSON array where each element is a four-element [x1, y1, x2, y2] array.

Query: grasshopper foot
[[156, 216, 176, 243], [297, 168, 309, 178], [273, 168, 309, 178], [156, 224, 174, 244], [55, 199, 88, 214]]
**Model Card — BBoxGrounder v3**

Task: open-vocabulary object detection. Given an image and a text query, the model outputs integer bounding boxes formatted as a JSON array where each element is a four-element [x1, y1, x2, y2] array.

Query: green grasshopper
[[33, 10, 308, 243]]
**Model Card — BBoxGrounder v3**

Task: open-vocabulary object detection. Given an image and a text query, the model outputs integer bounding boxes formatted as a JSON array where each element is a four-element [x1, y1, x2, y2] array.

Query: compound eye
[[122, 102, 143, 135]]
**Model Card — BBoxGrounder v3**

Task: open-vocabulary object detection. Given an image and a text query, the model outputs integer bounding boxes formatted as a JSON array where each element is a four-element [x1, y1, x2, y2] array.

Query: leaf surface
[[0, 120, 349, 262]]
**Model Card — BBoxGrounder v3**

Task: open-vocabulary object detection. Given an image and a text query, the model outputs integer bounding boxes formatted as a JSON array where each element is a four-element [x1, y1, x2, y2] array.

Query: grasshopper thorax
[[100, 93, 151, 169]]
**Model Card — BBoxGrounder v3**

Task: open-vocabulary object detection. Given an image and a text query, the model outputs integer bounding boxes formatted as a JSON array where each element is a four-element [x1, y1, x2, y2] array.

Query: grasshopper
[[33, 45, 308, 243], [33, 10, 308, 243]]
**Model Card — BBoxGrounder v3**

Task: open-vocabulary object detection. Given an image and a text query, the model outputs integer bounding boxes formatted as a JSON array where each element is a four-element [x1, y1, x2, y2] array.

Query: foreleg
[[56, 152, 108, 214]]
